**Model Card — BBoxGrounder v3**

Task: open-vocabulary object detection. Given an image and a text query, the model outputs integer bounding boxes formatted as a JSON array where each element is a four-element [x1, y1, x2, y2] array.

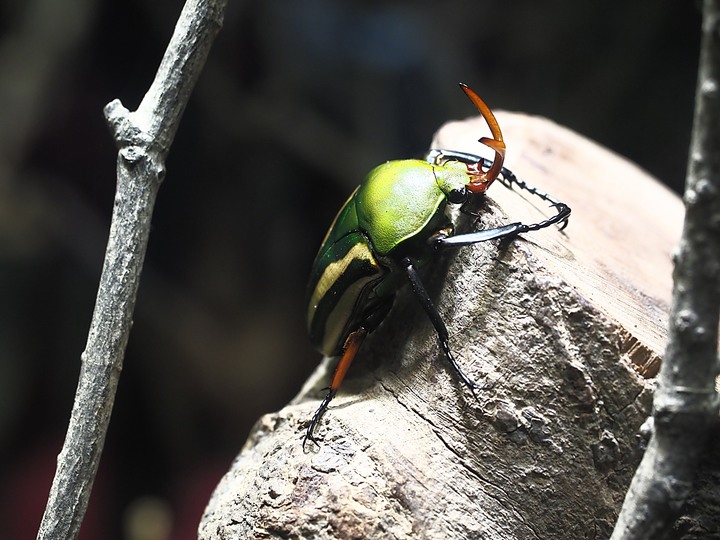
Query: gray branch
[[36, 1, 227, 538], [610, 1, 720, 538]]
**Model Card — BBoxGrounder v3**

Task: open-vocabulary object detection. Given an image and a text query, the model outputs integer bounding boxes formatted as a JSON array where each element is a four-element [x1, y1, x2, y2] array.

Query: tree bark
[[200, 112, 683, 539]]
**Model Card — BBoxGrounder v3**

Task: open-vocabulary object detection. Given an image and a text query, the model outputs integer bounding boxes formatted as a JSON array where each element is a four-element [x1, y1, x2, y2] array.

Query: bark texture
[[200, 112, 683, 539]]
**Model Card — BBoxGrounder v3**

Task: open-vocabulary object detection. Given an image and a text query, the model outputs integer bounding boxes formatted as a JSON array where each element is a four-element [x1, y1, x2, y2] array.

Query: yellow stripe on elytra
[[320, 273, 377, 356], [307, 241, 378, 328]]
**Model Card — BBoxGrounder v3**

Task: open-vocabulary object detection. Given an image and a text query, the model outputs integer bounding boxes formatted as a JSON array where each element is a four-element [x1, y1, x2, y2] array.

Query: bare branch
[[36, 1, 227, 538], [610, 1, 720, 538]]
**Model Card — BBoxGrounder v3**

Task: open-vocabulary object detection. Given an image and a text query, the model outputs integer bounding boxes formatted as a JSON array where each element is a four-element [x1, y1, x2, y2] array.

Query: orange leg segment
[[329, 328, 367, 391], [303, 328, 368, 449]]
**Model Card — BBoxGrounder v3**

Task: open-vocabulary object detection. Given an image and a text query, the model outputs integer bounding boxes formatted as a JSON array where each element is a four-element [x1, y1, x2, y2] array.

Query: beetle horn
[[459, 83, 506, 193]]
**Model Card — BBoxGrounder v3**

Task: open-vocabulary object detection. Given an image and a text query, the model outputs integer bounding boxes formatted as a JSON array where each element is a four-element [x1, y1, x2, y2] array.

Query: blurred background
[[0, 0, 701, 538]]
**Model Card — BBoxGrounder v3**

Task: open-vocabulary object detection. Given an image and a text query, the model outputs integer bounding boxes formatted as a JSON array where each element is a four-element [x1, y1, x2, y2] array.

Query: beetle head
[[459, 83, 506, 194], [432, 159, 472, 205]]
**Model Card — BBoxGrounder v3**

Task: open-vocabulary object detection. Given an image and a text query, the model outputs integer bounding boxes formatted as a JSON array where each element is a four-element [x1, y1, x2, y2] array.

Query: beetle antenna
[[459, 83, 506, 194]]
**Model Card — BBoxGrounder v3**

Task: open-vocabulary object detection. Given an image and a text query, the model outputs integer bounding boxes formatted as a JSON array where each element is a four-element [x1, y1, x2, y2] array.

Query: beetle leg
[[429, 150, 572, 242], [433, 222, 527, 248], [494, 165, 572, 231], [433, 195, 570, 248], [426, 149, 482, 167], [303, 327, 367, 449], [426, 149, 572, 233], [435, 194, 570, 247], [400, 257, 478, 391]]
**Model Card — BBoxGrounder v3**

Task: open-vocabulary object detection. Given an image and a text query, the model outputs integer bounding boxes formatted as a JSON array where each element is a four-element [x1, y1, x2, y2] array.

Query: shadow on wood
[[199, 112, 682, 539]]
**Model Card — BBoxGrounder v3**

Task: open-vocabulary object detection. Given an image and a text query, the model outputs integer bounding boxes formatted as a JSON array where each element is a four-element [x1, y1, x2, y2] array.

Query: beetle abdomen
[[307, 231, 387, 356]]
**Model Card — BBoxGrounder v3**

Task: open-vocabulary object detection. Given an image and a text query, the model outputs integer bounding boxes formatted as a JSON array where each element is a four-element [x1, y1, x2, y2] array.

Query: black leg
[[433, 222, 527, 248], [400, 257, 477, 390], [303, 328, 367, 450], [495, 165, 571, 232], [426, 149, 571, 237], [303, 389, 336, 450]]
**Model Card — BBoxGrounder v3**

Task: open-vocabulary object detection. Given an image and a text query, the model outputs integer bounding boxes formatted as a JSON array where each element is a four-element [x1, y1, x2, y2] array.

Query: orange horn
[[459, 83, 506, 193]]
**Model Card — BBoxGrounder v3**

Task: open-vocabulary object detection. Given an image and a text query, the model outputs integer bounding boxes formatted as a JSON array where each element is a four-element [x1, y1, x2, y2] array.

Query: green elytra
[[303, 84, 570, 449], [306, 159, 470, 357]]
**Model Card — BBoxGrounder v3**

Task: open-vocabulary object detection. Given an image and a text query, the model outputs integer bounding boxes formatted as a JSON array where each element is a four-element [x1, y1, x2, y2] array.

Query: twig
[[36, 1, 227, 538], [610, 1, 720, 538]]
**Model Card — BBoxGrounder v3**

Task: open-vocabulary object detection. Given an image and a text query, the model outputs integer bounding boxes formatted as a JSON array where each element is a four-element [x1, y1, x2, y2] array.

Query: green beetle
[[304, 84, 570, 447]]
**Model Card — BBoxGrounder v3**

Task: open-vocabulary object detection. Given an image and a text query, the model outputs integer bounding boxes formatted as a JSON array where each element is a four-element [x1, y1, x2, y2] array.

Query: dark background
[[0, 1, 701, 538]]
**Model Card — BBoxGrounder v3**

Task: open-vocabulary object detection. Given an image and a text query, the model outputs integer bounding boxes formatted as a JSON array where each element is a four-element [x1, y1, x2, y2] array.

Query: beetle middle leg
[[400, 257, 478, 391]]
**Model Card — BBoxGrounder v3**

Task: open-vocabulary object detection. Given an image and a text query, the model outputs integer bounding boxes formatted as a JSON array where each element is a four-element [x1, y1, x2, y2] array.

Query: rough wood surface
[[199, 112, 682, 539], [435, 112, 682, 377]]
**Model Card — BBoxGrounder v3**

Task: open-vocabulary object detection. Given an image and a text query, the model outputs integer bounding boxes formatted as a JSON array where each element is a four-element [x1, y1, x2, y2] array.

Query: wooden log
[[199, 112, 682, 539]]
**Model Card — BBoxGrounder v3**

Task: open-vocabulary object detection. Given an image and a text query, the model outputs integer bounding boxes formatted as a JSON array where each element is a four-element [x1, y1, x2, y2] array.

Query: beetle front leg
[[432, 222, 527, 248], [427, 149, 572, 234], [400, 257, 478, 391]]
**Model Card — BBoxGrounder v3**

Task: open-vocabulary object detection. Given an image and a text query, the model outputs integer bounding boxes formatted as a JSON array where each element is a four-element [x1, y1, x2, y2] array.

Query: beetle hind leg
[[400, 257, 478, 391], [303, 328, 367, 450], [303, 389, 336, 450]]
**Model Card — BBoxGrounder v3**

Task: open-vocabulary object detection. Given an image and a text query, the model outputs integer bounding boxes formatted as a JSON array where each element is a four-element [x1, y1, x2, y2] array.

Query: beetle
[[304, 83, 570, 448]]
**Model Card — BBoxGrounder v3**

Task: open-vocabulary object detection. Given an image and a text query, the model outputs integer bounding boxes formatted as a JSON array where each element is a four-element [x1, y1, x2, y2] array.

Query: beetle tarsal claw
[[302, 388, 337, 451]]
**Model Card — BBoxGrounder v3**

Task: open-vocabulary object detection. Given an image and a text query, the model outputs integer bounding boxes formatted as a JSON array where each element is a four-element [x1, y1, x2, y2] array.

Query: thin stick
[[610, 1, 720, 538], [37, 1, 227, 538]]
